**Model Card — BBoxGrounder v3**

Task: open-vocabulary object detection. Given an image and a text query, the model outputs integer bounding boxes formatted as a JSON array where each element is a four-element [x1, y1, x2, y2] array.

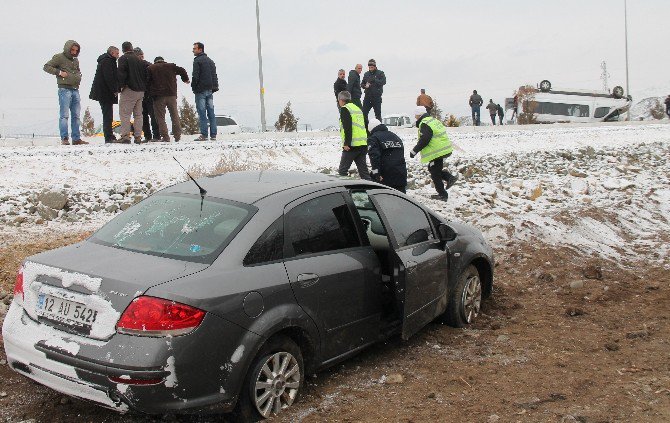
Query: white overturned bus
[[506, 80, 632, 124]]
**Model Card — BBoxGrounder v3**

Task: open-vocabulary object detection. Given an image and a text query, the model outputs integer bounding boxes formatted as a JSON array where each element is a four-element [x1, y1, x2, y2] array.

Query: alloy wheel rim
[[462, 274, 482, 323], [253, 352, 301, 418]]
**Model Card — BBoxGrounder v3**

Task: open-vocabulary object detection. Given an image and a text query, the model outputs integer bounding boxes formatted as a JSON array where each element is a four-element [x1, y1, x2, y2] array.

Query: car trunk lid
[[20, 241, 208, 340]]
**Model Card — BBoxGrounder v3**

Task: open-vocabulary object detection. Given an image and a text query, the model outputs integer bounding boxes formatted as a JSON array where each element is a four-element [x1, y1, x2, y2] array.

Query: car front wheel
[[444, 264, 482, 328], [236, 336, 304, 421]]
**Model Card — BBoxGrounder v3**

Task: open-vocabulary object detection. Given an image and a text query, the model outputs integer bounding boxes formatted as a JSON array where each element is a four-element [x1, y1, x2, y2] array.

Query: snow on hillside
[[630, 97, 668, 121], [1, 122, 669, 266]]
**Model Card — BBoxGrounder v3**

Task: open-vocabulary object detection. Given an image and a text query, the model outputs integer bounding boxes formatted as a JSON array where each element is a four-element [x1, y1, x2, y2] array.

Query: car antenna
[[173, 156, 207, 198]]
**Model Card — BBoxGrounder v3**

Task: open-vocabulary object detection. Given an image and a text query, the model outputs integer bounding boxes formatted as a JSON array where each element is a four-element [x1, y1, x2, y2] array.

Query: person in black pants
[[134, 47, 159, 141], [361, 59, 386, 122], [333, 69, 347, 111], [367, 118, 407, 192], [89, 46, 119, 143]]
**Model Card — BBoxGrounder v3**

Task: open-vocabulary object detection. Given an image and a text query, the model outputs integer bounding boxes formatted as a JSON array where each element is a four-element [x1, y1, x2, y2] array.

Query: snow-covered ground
[[1, 122, 669, 266]]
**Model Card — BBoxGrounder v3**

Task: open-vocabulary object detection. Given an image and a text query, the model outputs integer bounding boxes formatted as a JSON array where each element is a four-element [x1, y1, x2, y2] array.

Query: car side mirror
[[438, 224, 458, 241]]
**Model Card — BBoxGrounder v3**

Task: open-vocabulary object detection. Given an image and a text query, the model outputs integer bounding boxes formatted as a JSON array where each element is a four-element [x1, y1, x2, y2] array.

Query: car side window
[[286, 193, 360, 257], [373, 194, 433, 247], [243, 217, 284, 266]]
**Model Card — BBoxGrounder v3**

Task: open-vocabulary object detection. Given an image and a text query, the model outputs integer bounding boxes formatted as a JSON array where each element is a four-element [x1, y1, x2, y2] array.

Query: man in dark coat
[[192, 42, 219, 141], [347, 64, 363, 109], [134, 47, 159, 141], [147, 57, 190, 142], [367, 118, 407, 193], [497, 103, 504, 125], [89, 46, 119, 143], [117, 41, 147, 143], [469, 90, 483, 126], [665, 95, 670, 119], [361, 58, 386, 122], [333, 69, 347, 111], [486, 99, 497, 125]]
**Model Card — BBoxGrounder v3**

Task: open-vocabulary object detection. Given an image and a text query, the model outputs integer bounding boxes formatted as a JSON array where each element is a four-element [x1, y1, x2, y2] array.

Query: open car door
[[368, 191, 449, 340]]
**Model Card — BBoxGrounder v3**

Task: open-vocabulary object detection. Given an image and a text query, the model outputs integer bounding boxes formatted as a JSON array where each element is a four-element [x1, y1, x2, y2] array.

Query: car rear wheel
[[444, 265, 482, 328], [612, 86, 624, 99], [236, 336, 304, 421], [539, 79, 552, 92]]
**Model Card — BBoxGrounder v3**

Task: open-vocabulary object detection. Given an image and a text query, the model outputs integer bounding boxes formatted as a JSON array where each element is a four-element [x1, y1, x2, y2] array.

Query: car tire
[[539, 79, 552, 92], [235, 336, 304, 421], [612, 86, 624, 99], [444, 264, 482, 328]]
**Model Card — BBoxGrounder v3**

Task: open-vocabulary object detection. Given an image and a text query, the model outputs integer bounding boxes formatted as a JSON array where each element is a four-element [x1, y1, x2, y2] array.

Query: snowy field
[[1, 121, 669, 266]]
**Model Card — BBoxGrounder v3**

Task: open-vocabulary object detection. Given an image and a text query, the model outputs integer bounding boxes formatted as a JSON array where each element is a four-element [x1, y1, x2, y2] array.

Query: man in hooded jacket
[[361, 59, 386, 122], [44, 40, 87, 145], [89, 46, 119, 143], [367, 118, 407, 193]]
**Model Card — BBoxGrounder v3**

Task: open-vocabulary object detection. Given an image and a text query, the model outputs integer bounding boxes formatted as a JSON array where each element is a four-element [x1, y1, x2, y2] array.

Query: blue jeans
[[195, 90, 216, 137], [471, 106, 481, 126], [58, 88, 81, 140]]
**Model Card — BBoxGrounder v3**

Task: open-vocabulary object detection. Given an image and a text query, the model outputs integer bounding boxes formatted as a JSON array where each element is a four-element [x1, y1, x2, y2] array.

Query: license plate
[[37, 294, 98, 329]]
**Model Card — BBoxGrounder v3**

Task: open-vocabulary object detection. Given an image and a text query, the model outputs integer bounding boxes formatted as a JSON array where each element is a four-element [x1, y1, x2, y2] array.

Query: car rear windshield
[[90, 193, 255, 263]]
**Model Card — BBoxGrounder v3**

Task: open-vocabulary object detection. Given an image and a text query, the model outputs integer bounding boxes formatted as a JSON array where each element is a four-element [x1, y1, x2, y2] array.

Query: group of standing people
[[469, 90, 504, 126], [333, 59, 387, 131], [44, 40, 220, 145]]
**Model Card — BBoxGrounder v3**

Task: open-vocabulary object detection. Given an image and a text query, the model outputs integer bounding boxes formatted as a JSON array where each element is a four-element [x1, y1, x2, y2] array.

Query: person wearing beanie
[[361, 58, 386, 122], [134, 47, 160, 141], [117, 41, 147, 144], [337, 90, 371, 180], [409, 106, 458, 201], [147, 56, 190, 142], [367, 118, 407, 193]]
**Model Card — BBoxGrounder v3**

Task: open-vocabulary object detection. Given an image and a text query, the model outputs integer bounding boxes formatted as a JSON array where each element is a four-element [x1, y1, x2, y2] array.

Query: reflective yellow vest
[[339, 102, 367, 147], [417, 116, 453, 163]]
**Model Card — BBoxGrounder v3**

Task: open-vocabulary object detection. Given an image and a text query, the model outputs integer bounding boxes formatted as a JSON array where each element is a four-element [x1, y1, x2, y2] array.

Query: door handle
[[297, 273, 319, 288]]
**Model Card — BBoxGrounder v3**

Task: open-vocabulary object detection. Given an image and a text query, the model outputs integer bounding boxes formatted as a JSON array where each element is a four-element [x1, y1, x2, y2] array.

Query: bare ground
[[0, 234, 668, 423]]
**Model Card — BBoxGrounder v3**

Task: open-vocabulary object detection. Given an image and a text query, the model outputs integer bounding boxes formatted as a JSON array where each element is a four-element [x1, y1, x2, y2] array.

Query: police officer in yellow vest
[[410, 106, 458, 201], [337, 90, 371, 180]]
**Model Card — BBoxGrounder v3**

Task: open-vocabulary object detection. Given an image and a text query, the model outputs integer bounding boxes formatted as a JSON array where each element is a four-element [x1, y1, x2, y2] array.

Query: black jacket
[[89, 53, 118, 104], [347, 70, 362, 99], [367, 124, 407, 188], [469, 93, 483, 107], [361, 69, 386, 98], [665, 96, 670, 111], [117, 51, 147, 92], [334, 77, 347, 98], [192, 53, 219, 93]]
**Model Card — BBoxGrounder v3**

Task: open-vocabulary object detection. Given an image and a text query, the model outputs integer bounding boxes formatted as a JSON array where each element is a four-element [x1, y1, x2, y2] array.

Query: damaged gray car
[[2, 171, 494, 420]]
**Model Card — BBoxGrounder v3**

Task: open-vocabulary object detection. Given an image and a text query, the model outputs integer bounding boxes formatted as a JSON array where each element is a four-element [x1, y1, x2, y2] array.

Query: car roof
[[163, 171, 379, 204]]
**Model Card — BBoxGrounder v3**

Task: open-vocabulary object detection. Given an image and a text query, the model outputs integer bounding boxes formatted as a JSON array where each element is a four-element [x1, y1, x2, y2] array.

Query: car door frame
[[366, 190, 450, 340], [281, 187, 384, 363]]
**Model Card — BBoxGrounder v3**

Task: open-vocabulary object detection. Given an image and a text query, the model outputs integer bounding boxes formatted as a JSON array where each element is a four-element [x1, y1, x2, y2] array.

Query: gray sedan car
[[2, 171, 494, 420]]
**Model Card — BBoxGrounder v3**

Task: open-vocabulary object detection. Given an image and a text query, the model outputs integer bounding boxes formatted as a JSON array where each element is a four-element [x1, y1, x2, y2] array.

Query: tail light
[[116, 296, 205, 337], [14, 265, 24, 305]]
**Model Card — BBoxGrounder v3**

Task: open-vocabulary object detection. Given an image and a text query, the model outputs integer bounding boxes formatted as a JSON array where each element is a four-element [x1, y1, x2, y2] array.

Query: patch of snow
[[164, 356, 178, 388], [230, 345, 245, 364]]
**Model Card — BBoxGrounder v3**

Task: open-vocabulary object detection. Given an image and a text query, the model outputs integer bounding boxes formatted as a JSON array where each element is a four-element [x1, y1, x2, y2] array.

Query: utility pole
[[624, 0, 631, 121], [255, 0, 267, 132], [600, 61, 610, 93]]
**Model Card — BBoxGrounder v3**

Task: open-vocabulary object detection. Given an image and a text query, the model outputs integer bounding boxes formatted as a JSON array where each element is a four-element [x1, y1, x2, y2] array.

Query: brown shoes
[[72, 139, 89, 145], [61, 138, 69, 145]]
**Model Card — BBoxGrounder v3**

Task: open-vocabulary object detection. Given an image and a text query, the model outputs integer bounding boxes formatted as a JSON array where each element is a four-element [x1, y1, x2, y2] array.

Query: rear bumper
[[2, 301, 256, 414], [2, 302, 129, 412]]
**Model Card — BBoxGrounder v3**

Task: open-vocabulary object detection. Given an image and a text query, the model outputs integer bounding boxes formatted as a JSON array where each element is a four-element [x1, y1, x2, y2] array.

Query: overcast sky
[[0, 0, 667, 134]]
